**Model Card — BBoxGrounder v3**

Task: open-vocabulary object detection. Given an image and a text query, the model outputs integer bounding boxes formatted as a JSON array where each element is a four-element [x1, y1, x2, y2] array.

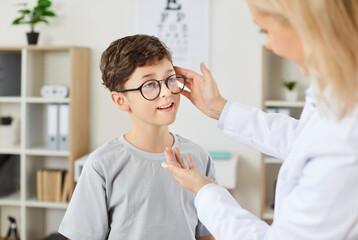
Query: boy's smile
[[157, 102, 174, 111]]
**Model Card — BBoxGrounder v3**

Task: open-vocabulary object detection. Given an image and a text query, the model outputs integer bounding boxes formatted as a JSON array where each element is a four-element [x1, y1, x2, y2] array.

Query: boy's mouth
[[157, 102, 174, 111]]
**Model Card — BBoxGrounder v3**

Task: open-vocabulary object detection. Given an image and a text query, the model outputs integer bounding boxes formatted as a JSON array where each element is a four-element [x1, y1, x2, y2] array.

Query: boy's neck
[[124, 125, 174, 153]]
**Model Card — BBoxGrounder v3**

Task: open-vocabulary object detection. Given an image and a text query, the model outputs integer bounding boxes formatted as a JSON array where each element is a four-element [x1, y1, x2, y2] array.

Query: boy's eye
[[167, 77, 176, 84], [143, 81, 157, 89]]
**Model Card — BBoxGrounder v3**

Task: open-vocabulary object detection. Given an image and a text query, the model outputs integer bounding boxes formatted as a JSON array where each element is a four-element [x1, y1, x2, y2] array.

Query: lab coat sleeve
[[195, 184, 269, 239], [220, 102, 300, 160], [195, 155, 358, 240]]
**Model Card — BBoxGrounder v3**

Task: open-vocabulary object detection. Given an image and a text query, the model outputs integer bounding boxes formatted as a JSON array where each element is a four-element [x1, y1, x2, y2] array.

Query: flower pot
[[284, 90, 298, 102], [26, 32, 39, 45]]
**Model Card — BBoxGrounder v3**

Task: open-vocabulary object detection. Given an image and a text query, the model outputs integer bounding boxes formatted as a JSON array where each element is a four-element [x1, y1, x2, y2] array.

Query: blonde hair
[[247, 0, 358, 118]]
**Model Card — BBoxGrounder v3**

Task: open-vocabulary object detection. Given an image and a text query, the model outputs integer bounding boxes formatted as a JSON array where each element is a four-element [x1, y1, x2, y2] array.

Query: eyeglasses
[[114, 74, 186, 101]]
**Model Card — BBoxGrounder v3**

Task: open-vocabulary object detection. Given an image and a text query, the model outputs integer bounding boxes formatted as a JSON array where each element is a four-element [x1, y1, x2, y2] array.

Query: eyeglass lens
[[141, 75, 185, 100]]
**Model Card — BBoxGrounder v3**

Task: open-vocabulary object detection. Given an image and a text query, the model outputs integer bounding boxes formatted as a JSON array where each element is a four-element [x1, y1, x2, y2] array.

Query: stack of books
[[36, 169, 70, 202]]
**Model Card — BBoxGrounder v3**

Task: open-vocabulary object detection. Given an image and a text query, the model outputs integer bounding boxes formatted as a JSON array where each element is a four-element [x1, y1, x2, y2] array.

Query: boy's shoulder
[[86, 137, 130, 167], [174, 134, 210, 156]]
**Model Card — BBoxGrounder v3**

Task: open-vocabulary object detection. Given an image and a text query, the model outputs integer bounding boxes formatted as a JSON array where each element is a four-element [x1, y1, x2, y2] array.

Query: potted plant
[[12, 0, 56, 45], [283, 80, 298, 101]]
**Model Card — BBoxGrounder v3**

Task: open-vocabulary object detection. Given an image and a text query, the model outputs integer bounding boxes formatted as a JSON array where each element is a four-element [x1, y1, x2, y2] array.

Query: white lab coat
[[195, 89, 358, 239]]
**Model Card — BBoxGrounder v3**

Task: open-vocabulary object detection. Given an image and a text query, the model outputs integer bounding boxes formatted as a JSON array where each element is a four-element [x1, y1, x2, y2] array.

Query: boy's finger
[[174, 147, 187, 169], [186, 154, 196, 170]]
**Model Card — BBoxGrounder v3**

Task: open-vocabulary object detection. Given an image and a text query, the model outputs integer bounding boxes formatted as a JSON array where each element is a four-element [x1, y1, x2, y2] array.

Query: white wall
[[0, 0, 266, 216]]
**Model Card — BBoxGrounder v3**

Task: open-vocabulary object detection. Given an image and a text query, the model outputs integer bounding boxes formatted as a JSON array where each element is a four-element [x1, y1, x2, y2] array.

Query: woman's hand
[[175, 63, 227, 120], [162, 147, 216, 194]]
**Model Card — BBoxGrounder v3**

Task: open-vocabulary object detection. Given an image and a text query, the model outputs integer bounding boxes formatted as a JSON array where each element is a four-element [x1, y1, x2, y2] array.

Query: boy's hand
[[162, 147, 216, 194], [174, 63, 227, 120]]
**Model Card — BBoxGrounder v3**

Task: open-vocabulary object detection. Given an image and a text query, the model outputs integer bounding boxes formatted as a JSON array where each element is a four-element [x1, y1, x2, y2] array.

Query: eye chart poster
[[138, 0, 209, 72]]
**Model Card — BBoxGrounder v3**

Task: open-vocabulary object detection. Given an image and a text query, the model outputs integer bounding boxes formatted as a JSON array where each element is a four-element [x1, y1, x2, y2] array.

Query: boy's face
[[114, 58, 180, 127]]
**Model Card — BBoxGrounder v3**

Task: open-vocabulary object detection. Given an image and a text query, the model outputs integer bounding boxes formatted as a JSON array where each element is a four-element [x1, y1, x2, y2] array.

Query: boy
[[58, 34, 216, 240]]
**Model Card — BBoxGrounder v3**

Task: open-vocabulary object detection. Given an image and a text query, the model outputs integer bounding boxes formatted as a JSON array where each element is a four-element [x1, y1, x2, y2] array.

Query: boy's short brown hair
[[100, 34, 173, 91]]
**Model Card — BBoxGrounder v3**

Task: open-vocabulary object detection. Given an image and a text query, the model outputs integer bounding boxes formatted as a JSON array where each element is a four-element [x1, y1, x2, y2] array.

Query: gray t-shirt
[[58, 133, 216, 240]]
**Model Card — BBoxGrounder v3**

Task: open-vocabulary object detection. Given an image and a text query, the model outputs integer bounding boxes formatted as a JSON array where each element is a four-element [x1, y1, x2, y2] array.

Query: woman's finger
[[174, 66, 203, 80], [174, 147, 187, 169], [200, 62, 211, 77], [186, 154, 196, 170], [184, 80, 192, 89], [164, 147, 180, 167], [180, 89, 191, 99], [165, 161, 184, 179]]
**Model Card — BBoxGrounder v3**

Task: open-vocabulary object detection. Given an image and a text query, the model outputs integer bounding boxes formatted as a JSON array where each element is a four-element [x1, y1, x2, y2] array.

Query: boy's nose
[[159, 81, 172, 97]]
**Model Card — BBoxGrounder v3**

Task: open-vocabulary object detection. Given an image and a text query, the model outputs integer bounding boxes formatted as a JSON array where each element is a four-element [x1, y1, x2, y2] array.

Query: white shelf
[[265, 100, 305, 108], [25, 147, 69, 157], [263, 204, 274, 220], [26, 97, 70, 104], [0, 145, 21, 154], [261, 47, 310, 221], [0, 97, 22, 103], [0, 191, 21, 206], [264, 157, 283, 164], [0, 46, 89, 239], [26, 198, 68, 209]]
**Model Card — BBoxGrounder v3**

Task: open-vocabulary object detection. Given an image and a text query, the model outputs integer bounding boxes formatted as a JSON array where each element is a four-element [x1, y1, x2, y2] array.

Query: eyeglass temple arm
[[114, 88, 141, 93]]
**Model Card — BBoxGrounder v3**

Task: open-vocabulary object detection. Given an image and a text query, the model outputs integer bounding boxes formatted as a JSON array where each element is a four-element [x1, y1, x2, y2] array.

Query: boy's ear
[[111, 92, 130, 111]]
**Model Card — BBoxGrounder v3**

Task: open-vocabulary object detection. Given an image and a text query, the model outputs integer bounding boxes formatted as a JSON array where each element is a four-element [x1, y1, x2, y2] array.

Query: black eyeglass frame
[[114, 74, 187, 101]]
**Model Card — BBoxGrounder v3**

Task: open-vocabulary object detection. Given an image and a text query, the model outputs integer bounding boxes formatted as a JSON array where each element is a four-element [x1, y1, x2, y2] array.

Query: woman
[[162, 0, 358, 239]]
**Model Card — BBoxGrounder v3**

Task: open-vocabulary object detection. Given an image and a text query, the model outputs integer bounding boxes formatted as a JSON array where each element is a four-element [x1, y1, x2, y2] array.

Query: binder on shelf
[[59, 104, 69, 151], [46, 104, 59, 150], [43, 170, 49, 201], [36, 170, 44, 201], [36, 169, 68, 202]]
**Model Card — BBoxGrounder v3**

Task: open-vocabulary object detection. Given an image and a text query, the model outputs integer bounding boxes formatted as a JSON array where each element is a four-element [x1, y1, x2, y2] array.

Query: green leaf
[[37, 0, 51, 8], [283, 81, 297, 91], [39, 19, 49, 24], [18, 9, 31, 14], [12, 16, 25, 25], [12, 0, 55, 28], [30, 18, 49, 25], [38, 0, 51, 4], [43, 11, 56, 17]]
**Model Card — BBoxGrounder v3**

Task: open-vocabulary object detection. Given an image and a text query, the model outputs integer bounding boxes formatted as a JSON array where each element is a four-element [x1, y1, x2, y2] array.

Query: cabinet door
[[0, 52, 21, 96]]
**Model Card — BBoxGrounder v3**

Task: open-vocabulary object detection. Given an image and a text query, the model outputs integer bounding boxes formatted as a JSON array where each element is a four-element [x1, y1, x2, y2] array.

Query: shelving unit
[[260, 47, 309, 223], [0, 46, 89, 239]]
